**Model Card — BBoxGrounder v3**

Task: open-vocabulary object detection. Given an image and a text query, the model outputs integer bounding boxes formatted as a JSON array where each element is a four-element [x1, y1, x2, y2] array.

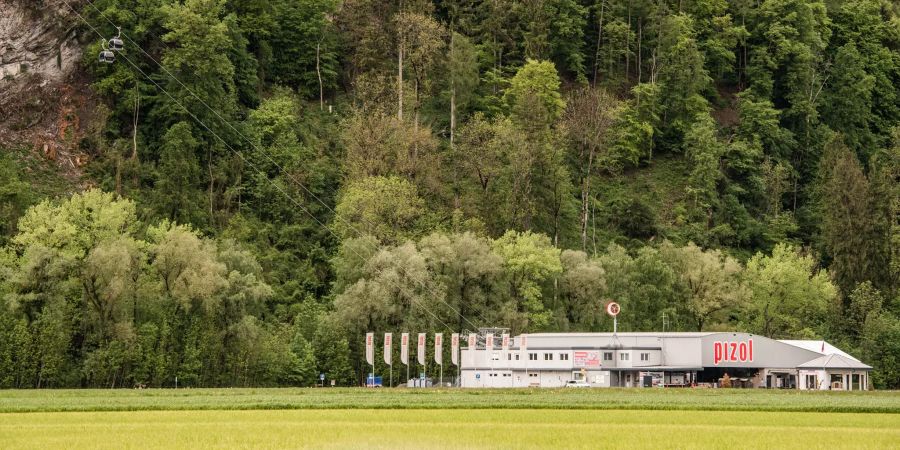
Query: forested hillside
[[1, 0, 898, 389]]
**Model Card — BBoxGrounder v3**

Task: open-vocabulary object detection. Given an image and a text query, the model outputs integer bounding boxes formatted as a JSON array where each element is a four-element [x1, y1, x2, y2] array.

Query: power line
[[60, 0, 463, 334], [76, 0, 495, 332]]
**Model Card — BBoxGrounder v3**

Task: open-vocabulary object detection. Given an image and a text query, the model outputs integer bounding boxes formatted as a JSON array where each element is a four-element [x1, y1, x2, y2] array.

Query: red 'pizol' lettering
[[713, 339, 754, 365]]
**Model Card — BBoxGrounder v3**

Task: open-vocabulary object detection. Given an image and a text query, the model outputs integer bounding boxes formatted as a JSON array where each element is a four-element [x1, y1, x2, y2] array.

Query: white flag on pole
[[417, 333, 426, 366], [451, 333, 459, 366], [434, 333, 443, 365], [468, 333, 477, 349], [400, 333, 409, 365], [501, 333, 510, 351], [485, 333, 494, 350], [520, 335, 528, 353], [383, 333, 392, 365], [365, 332, 374, 366]]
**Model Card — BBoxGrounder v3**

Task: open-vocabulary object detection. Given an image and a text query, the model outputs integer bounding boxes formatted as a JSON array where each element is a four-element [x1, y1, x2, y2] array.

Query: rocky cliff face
[[0, 0, 82, 87], [0, 0, 95, 177]]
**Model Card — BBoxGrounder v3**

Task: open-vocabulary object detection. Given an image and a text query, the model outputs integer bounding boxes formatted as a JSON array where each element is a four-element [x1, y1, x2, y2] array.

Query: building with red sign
[[458, 332, 871, 390]]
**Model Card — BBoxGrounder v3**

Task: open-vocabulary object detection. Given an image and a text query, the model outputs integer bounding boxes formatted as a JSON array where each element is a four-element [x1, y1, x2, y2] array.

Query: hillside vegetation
[[0, 0, 899, 389]]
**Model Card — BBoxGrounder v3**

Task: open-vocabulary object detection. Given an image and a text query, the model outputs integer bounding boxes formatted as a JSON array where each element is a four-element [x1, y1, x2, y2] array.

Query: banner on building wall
[[501, 333, 510, 351], [434, 333, 443, 365], [451, 333, 459, 366], [400, 333, 409, 365], [365, 332, 374, 366], [468, 333, 477, 348], [485, 333, 494, 350], [417, 333, 426, 366], [520, 335, 528, 353], [383, 333, 392, 365], [574, 351, 601, 368]]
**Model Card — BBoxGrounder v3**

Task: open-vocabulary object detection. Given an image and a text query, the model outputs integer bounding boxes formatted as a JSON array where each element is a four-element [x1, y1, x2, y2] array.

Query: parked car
[[565, 380, 591, 388]]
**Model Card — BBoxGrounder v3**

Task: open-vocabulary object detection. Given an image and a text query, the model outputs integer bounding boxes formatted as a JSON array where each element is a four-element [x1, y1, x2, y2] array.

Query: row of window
[[504, 352, 652, 362]]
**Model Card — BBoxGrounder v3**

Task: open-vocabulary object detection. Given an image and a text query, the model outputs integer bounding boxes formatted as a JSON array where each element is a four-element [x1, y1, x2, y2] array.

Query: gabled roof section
[[797, 354, 872, 370], [778, 340, 859, 360]]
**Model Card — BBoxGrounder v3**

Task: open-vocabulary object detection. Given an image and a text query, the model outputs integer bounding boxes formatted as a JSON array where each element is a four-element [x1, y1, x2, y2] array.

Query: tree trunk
[[132, 88, 139, 161], [592, 1, 604, 87], [625, 5, 631, 80], [316, 40, 324, 110], [450, 85, 456, 148], [398, 38, 404, 120], [591, 191, 598, 255], [413, 77, 419, 173], [115, 156, 122, 196], [450, 32, 456, 148], [581, 147, 595, 252], [208, 149, 214, 220], [637, 19, 642, 83]]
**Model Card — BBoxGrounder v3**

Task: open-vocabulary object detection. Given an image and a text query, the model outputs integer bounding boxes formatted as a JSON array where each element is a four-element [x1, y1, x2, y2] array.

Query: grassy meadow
[[2, 389, 899, 448], [1, 409, 899, 449], [1, 387, 900, 413]]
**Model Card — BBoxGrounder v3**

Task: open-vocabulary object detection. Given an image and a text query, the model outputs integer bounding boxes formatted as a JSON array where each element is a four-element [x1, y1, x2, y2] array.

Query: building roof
[[779, 340, 859, 360], [525, 332, 716, 338], [796, 354, 872, 370]]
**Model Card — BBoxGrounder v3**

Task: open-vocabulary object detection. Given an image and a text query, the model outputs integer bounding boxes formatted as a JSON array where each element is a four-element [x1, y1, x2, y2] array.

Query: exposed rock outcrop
[[1, 0, 95, 180]]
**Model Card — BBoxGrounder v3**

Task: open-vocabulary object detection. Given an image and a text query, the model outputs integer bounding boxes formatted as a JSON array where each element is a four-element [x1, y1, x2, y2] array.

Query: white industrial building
[[459, 332, 871, 390]]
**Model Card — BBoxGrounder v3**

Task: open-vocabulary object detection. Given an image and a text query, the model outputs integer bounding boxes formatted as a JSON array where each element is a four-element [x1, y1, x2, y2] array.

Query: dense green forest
[[1, 0, 899, 389]]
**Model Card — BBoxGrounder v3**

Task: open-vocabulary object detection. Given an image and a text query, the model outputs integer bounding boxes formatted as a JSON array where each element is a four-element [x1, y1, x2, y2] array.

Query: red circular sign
[[606, 302, 620, 317]]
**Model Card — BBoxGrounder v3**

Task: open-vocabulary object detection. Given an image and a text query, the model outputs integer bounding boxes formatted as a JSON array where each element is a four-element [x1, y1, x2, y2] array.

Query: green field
[[1, 409, 899, 449], [2, 389, 900, 448], [2, 387, 900, 413]]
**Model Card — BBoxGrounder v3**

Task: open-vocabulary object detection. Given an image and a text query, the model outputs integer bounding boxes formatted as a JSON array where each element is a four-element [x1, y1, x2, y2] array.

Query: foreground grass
[[2, 388, 900, 413], [1, 409, 898, 449]]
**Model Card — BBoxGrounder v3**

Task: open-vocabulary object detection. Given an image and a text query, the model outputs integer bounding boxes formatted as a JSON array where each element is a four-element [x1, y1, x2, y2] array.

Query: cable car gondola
[[99, 48, 115, 64], [109, 27, 124, 52]]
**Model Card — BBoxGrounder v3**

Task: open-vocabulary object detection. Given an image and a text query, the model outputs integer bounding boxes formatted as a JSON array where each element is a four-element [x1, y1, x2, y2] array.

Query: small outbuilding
[[797, 354, 873, 391]]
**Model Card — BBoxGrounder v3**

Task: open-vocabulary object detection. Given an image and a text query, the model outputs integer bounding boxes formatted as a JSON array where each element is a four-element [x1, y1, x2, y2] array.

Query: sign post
[[451, 333, 459, 387], [401, 332, 409, 384], [384, 333, 393, 388], [365, 332, 374, 386], [466, 333, 477, 387], [417, 333, 426, 385], [434, 333, 443, 387], [606, 302, 621, 334]]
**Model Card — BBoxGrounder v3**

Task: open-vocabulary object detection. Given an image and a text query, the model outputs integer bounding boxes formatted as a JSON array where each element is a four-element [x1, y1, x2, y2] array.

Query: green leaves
[[492, 230, 562, 330], [743, 243, 836, 338], [332, 176, 428, 245], [505, 59, 566, 130]]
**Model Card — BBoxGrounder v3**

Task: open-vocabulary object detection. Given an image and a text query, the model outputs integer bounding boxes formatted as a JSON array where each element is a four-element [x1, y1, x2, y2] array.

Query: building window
[[603, 352, 613, 361], [492, 352, 500, 361], [515, 354, 520, 361], [543, 353, 553, 361], [529, 373, 538, 378], [640, 353, 649, 361], [620, 353, 629, 361], [507, 354, 512, 361], [529, 353, 538, 361], [805, 374, 817, 390], [560, 353, 569, 361]]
